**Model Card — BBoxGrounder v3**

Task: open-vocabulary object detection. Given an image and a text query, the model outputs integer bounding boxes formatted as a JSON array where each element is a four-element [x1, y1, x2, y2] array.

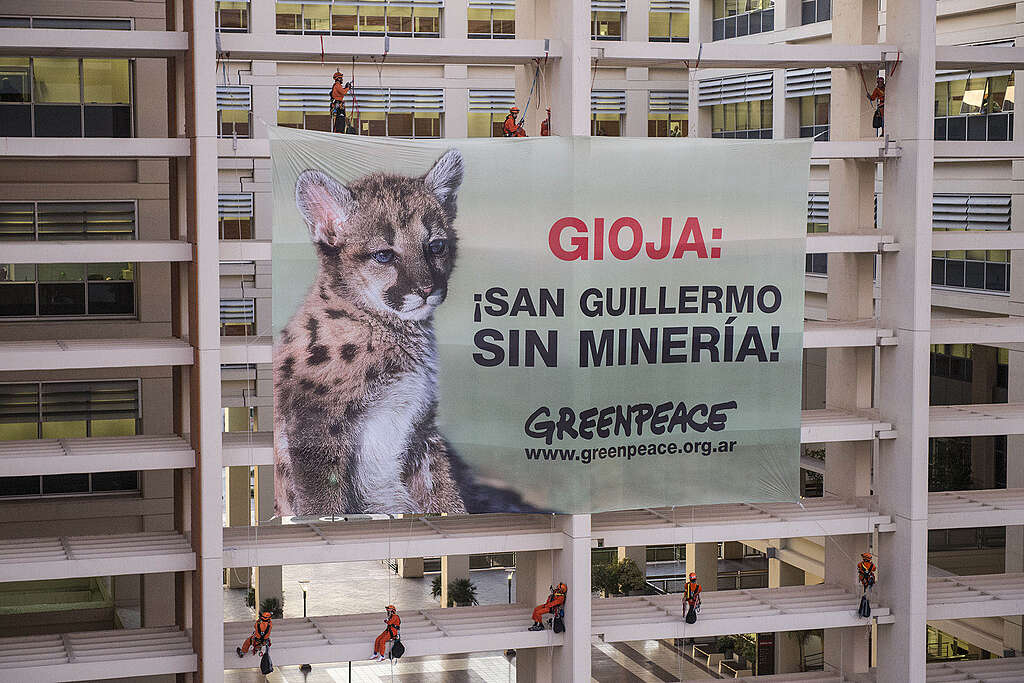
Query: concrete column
[[722, 542, 744, 561], [625, 0, 651, 41], [515, 64, 544, 137], [253, 464, 282, 612], [445, 0, 469, 38], [773, 0, 803, 30], [182, 1, 224, 678], [624, 71, 649, 137], [545, 0, 591, 135], [771, 558, 806, 673], [397, 557, 425, 578], [617, 545, 646, 579], [440, 555, 471, 607], [686, 542, 718, 591], [444, 65, 470, 138], [515, 550, 555, 683], [225, 466, 251, 588], [250, 60, 277, 140], [970, 345, 998, 489], [553, 515, 592, 682], [249, 0, 276, 35], [874, 0, 936, 678], [689, 0, 713, 43]]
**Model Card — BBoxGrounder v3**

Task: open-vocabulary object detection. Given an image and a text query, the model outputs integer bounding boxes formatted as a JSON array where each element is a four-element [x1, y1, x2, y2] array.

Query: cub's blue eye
[[428, 239, 447, 256], [371, 249, 396, 264]]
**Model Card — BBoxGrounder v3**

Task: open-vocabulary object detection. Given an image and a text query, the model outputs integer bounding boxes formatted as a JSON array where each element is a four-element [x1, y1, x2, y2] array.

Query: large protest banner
[[271, 128, 810, 515]]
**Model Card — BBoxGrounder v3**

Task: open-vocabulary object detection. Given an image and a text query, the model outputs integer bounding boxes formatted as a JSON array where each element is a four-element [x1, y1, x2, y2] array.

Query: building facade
[[1, 0, 1024, 680]]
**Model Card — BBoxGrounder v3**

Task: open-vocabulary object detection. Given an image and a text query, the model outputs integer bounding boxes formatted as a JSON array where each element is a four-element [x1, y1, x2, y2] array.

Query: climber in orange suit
[[528, 582, 567, 630], [503, 106, 527, 137], [372, 605, 401, 661], [236, 611, 272, 657]]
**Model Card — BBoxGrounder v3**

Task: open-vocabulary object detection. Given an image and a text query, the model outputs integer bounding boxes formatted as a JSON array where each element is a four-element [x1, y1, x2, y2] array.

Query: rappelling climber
[[868, 76, 885, 132], [683, 572, 702, 623], [857, 552, 877, 618], [330, 71, 352, 133], [541, 107, 551, 136], [236, 611, 273, 657], [503, 106, 527, 137], [372, 604, 401, 661], [528, 582, 567, 631]]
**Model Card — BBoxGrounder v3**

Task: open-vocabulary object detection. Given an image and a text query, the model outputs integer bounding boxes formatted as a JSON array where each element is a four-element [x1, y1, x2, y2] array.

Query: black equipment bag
[[390, 638, 405, 659], [552, 616, 565, 633], [260, 648, 274, 675], [858, 595, 871, 618], [872, 109, 883, 129], [685, 607, 698, 624]]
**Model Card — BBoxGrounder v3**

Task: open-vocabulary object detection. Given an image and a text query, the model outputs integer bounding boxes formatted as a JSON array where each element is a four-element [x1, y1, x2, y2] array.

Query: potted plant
[[446, 578, 479, 607], [259, 597, 283, 618]]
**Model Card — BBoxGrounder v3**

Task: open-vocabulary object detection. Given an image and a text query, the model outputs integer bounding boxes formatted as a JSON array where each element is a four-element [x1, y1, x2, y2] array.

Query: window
[[0, 16, 132, 29], [592, 1, 625, 40], [0, 263, 135, 317], [217, 1, 250, 32], [217, 85, 252, 138], [0, 57, 132, 137], [0, 201, 136, 240], [932, 194, 1011, 293], [934, 71, 1013, 141], [930, 344, 973, 383], [469, 90, 515, 137], [701, 71, 773, 138], [0, 381, 140, 498], [219, 194, 254, 240], [801, 0, 829, 24], [468, 1, 514, 38], [806, 193, 828, 275], [276, 1, 441, 37], [224, 406, 258, 432], [592, 90, 625, 136], [648, 91, 687, 136], [786, 68, 829, 139], [713, 0, 773, 40], [279, 86, 444, 136], [221, 299, 256, 336], [649, 1, 688, 41]]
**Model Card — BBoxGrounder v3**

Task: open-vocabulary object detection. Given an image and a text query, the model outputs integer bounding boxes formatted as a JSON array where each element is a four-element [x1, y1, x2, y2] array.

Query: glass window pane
[[670, 11, 689, 38], [91, 470, 138, 492], [90, 418, 136, 437], [35, 105, 82, 137], [0, 58, 31, 102], [360, 4, 386, 32], [276, 3, 302, 30], [332, 5, 358, 32], [0, 203, 35, 239], [0, 476, 41, 496], [82, 59, 130, 104], [0, 283, 35, 316], [41, 473, 89, 494], [38, 264, 84, 281], [387, 5, 413, 33], [387, 112, 414, 136], [724, 103, 737, 130], [39, 283, 86, 315], [468, 8, 491, 35], [88, 281, 134, 315], [33, 57, 80, 103], [468, 112, 492, 137], [649, 12, 670, 38], [41, 420, 87, 439], [303, 3, 331, 31], [84, 105, 131, 137], [414, 7, 441, 34], [935, 81, 948, 118]]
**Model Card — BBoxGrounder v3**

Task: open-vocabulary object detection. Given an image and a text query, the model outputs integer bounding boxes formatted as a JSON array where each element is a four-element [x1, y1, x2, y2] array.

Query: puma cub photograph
[[274, 149, 537, 516]]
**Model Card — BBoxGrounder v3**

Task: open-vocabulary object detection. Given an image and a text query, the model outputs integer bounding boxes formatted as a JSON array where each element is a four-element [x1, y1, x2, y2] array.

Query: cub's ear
[[424, 149, 464, 219], [295, 169, 354, 247]]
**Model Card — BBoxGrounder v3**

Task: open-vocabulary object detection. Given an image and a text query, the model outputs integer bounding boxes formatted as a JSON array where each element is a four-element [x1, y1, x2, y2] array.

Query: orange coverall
[[373, 613, 401, 658], [503, 113, 527, 137], [869, 85, 885, 118], [540, 116, 550, 136], [683, 581, 702, 610], [331, 81, 350, 102], [858, 560, 876, 590], [240, 617, 272, 653], [532, 590, 565, 622]]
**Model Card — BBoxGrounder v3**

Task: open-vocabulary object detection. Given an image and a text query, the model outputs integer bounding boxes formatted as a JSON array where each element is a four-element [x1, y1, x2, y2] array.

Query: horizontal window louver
[[217, 85, 252, 110], [0, 203, 35, 239], [356, 88, 445, 113], [933, 194, 1011, 230], [592, 90, 626, 114], [279, 86, 331, 113], [219, 194, 254, 219], [221, 299, 256, 324], [469, 89, 515, 112], [649, 90, 688, 112], [36, 202, 136, 240], [592, 0, 627, 9], [0, 384, 40, 424], [786, 68, 830, 98], [808, 193, 828, 223], [650, 0, 689, 10], [468, 0, 515, 7], [699, 71, 773, 106], [42, 381, 140, 423]]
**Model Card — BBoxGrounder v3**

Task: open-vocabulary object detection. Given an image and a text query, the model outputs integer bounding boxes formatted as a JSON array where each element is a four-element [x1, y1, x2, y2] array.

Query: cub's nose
[[415, 285, 434, 300]]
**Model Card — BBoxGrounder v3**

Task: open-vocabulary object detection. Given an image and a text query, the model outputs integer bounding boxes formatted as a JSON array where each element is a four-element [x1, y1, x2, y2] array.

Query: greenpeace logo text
[[549, 216, 723, 261]]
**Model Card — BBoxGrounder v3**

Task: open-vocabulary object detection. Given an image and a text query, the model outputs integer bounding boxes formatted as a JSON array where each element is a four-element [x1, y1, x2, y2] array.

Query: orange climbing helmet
[[385, 604, 397, 612], [557, 582, 567, 593], [259, 611, 272, 621], [689, 572, 697, 580], [334, 71, 345, 80], [861, 552, 873, 561], [510, 106, 520, 114]]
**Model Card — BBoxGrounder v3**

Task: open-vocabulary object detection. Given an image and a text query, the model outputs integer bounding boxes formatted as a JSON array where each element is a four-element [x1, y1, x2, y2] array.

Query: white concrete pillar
[[689, 0, 713, 43], [686, 542, 718, 592], [446, 0, 469, 38], [441, 554, 471, 607], [625, 0, 651, 41], [397, 557, 425, 578], [771, 559, 806, 673], [515, 550, 555, 683], [874, 0, 936, 678], [546, 0, 591, 135], [225, 466, 251, 588], [444, 65, 470, 138], [553, 515, 592, 682], [253, 464, 282, 612], [250, 60, 277, 140], [773, 0, 803, 30], [624, 71, 649, 137], [249, 0, 276, 35]]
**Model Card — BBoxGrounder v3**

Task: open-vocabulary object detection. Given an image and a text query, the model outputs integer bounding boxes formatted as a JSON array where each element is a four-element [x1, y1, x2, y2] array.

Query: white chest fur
[[353, 363, 435, 513]]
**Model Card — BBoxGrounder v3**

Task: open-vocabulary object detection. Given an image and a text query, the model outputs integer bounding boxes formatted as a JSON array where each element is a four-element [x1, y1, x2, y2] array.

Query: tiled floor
[[224, 640, 713, 682]]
